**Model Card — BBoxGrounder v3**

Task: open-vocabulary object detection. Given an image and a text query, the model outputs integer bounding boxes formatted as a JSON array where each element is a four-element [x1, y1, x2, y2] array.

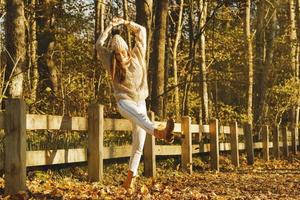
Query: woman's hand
[[111, 17, 128, 27]]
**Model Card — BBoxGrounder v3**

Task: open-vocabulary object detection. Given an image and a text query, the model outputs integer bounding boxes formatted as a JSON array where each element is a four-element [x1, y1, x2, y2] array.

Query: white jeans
[[117, 99, 155, 176]]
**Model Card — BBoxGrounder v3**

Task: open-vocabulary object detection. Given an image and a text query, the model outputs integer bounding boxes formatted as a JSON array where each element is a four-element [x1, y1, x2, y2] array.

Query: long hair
[[111, 51, 131, 84]]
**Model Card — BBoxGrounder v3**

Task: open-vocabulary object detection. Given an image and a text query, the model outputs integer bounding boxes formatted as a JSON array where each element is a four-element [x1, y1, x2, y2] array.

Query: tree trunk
[[5, 0, 25, 98], [258, 1, 277, 124], [95, 0, 105, 44], [94, 0, 105, 100], [182, 0, 195, 116], [295, 0, 300, 128], [29, 0, 39, 102], [290, 0, 297, 127], [172, 0, 184, 121], [136, 0, 153, 68], [37, 0, 58, 96], [163, 27, 170, 119], [254, 0, 265, 124], [290, 0, 297, 77], [123, 0, 131, 49], [245, 0, 254, 125], [290, 0, 298, 127], [199, 0, 209, 124], [150, 0, 168, 118], [136, 0, 153, 104]]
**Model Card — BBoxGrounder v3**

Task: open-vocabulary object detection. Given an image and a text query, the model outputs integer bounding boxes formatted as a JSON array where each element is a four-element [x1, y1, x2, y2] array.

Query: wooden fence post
[[291, 126, 297, 154], [144, 111, 156, 177], [181, 116, 192, 174], [282, 126, 289, 158], [244, 123, 254, 165], [262, 125, 269, 161], [210, 119, 219, 171], [298, 127, 300, 149], [88, 104, 104, 182], [273, 125, 280, 159], [297, 127, 300, 149], [4, 98, 27, 195], [230, 121, 239, 167]]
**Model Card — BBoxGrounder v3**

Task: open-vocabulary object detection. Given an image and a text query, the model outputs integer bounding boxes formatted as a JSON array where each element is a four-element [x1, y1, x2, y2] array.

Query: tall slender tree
[[290, 0, 297, 77], [295, 0, 300, 129], [289, 0, 299, 128], [136, 0, 152, 67], [172, 0, 184, 120], [28, 0, 39, 102], [182, 0, 196, 116], [122, 0, 131, 49], [94, 0, 106, 99], [136, 0, 153, 102], [163, 20, 170, 118], [5, 0, 25, 98], [199, 0, 209, 124], [95, 0, 105, 46], [245, 0, 254, 125], [254, 0, 265, 124], [151, 0, 168, 118], [258, 1, 277, 124], [37, 0, 58, 96]]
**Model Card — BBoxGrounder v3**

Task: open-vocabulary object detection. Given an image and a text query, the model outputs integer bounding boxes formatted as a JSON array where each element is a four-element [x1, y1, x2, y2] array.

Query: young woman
[[95, 17, 175, 189]]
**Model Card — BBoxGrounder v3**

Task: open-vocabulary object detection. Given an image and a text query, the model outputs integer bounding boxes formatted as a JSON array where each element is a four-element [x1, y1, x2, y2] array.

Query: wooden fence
[[1, 98, 299, 195]]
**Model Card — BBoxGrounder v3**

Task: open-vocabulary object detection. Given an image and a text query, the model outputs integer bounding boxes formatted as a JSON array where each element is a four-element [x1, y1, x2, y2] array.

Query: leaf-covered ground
[[1, 153, 300, 199]]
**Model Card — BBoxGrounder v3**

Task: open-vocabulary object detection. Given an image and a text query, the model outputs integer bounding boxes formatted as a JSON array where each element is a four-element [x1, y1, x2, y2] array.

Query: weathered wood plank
[[26, 149, 87, 166], [88, 104, 104, 182], [4, 99, 27, 195], [26, 114, 88, 131], [104, 118, 132, 131], [0, 111, 4, 129], [190, 124, 199, 133], [181, 116, 192, 173], [291, 126, 297, 154], [244, 123, 254, 165], [26, 147, 131, 166], [202, 124, 244, 135], [0, 140, 286, 169], [210, 119, 219, 171], [282, 126, 289, 158], [273, 125, 280, 159], [103, 146, 132, 159], [156, 145, 182, 155], [262, 125, 269, 161], [238, 127, 244, 135], [220, 126, 230, 134], [26, 147, 132, 166], [230, 121, 239, 167], [202, 125, 209, 133]]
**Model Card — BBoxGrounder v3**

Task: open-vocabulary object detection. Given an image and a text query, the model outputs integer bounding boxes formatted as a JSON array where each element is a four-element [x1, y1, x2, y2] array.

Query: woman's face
[[115, 49, 129, 63]]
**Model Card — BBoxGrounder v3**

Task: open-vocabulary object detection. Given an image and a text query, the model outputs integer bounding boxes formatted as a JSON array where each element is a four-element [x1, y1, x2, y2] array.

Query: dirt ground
[[1, 153, 300, 199]]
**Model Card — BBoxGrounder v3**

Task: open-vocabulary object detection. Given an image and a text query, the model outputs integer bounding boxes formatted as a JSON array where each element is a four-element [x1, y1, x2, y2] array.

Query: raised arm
[[95, 19, 126, 70], [125, 21, 147, 59], [95, 24, 113, 71]]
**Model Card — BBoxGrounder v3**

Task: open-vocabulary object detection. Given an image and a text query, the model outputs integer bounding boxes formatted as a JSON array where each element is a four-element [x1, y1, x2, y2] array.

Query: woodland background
[[1, 0, 300, 148], [1, 1, 300, 199]]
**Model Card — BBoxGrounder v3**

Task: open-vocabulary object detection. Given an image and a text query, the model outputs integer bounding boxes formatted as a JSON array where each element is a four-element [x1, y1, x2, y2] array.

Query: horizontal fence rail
[[0, 112, 245, 134], [0, 142, 294, 170]]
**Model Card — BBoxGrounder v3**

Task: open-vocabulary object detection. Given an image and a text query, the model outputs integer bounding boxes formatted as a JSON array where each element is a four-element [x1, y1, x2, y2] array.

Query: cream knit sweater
[[95, 22, 148, 103]]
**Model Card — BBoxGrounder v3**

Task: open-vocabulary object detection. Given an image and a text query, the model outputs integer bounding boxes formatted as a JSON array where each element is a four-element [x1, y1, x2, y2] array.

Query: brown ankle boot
[[154, 118, 175, 144], [122, 170, 136, 190]]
